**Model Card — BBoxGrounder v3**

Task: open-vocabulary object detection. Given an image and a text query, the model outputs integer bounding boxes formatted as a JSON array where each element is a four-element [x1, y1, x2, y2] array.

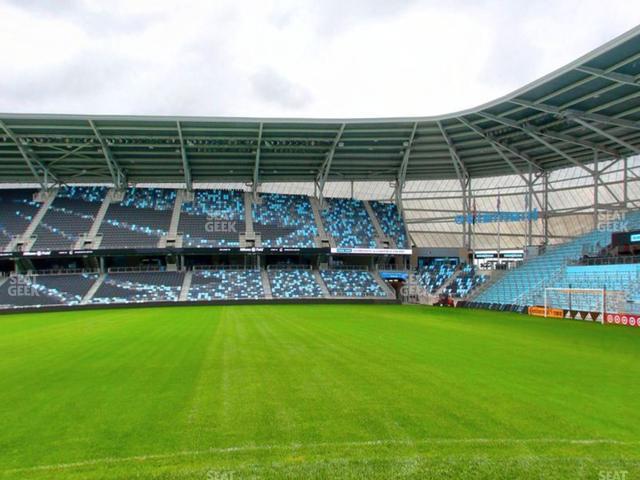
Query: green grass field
[[0, 304, 638, 479]]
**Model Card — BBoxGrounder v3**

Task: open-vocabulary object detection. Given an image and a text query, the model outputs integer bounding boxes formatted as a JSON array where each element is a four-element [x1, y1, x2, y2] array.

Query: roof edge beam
[[478, 112, 594, 175], [509, 98, 640, 133], [457, 116, 542, 178], [575, 66, 640, 88], [571, 117, 640, 155], [252, 122, 263, 200]]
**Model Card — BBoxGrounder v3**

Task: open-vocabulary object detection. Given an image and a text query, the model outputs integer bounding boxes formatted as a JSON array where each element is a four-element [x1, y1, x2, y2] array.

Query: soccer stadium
[[1, 14, 640, 480]]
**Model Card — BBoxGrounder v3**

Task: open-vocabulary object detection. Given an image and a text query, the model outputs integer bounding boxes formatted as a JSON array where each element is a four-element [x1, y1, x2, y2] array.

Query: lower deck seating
[[444, 265, 486, 298], [0, 273, 98, 308], [320, 270, 386, 297], [268, 269, 323, 298], [90, 271, 184, 304], [188, 269, 264, 300], [546, 264, 640, 312], [417, 264, 456, 293], [477, 211, 640, 306]]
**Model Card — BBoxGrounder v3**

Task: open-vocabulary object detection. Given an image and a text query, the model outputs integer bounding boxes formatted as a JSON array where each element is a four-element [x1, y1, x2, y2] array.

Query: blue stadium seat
[[98, 188, 176, 249], [253, 194, 318, 247], [477, 211, 640, 306], [91, 271, 184, 304], [370, 201, 409, 248], [187, 269, 264, 300], [320, 269, 386, 297], [321, 198, 376, 248], [179, 190, 244, 247], [32, 186, 107, 250], [268, 269, 323, 298]]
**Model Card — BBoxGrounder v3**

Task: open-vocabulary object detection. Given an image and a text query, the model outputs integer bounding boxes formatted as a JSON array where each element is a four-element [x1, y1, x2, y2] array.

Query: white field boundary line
[[3, 438, 639, 474]]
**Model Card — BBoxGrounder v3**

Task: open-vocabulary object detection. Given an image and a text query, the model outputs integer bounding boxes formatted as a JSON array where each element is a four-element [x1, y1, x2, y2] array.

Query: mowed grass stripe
[[0, 304, 638, 479]]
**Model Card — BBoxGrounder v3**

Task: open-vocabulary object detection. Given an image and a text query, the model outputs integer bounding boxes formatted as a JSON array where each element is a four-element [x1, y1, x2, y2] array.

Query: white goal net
[[543, 288, 627, 323]]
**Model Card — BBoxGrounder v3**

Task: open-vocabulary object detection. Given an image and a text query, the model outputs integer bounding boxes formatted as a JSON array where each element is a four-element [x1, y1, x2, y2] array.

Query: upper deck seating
[[370, 201, 409, 249], [253, 193, 318, 247], [0, 189, 40, 250], [187, 269, 264, 300], [90, 271, 184, 304], [98, 188, 176, 249], [268, 269, 323, 298], [179, 190, 244, 247], [31, 187, 107, 251], [320, 269, 386, 297], [321, 198, 377, 248]]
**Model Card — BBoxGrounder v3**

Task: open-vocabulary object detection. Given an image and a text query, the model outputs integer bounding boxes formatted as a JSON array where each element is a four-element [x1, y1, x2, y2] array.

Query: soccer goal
[[543, 288, 627, 324]]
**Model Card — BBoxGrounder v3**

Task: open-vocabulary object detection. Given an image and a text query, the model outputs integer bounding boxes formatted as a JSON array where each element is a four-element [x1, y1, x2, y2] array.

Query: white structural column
[[176, 121, 192, 191], [89, 120, 126, 190], [624, 157, 629, 209], [438, 121, 471, 250], [593, 151, 599, 230], [526, 169, 534, 247], [252, 122, 263, 200], [543, 172, 550, 246], [395, 122, 418, 212], [317, 123, 345, 208]]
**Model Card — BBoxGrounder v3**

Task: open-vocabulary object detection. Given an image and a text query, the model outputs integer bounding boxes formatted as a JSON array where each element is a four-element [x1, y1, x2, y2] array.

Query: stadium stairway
[[179, 271, 192, 301], [240, 192, 260, 246], [309, 197, 333, 248], [77, 188, 114, 249], [372, 270, 397, 298], [159, 189, 184, 248], [14, 189, 58, 252], [363, 201, 393, 248], [465, 269, 506, 302], [313, 270, 330, 297], [81, 273, 105, 304], [260, 269, 273, 299]]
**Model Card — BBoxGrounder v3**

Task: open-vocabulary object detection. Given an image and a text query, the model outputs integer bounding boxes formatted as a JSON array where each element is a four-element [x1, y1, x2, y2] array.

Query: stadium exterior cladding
[[1, 26, 640, 187]]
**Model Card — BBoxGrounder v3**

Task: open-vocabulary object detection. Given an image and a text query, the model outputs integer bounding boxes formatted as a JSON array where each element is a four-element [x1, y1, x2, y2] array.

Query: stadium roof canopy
[[1, 25, 640, 189]]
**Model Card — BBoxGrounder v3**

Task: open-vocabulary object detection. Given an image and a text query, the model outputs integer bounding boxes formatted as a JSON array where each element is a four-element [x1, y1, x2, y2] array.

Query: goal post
[[542, 287, 627, 324]]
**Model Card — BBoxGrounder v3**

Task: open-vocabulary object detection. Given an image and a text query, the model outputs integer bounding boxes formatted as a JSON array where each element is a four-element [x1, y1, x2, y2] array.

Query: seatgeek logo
[[597, 211, 628, 232], [205, 215, 237, 233]]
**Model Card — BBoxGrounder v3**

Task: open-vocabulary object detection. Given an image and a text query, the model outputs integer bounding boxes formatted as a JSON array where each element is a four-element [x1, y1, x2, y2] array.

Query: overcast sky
[[0, 0, 639, 119]]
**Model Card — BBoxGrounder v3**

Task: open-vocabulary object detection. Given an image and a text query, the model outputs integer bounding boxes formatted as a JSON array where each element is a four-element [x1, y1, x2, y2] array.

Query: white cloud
[[0, 0, 638, 117]]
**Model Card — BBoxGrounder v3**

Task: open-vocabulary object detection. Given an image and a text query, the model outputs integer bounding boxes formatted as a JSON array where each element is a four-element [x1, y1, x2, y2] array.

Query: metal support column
[[593, 151, 599, 230], [623, 157, 629, 210], [527, 169, 534, 247], [543, 172, 549, 246]]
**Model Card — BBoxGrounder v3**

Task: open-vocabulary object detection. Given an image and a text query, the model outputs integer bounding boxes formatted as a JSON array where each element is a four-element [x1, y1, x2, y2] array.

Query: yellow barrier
[[528, 306, 564, 318]]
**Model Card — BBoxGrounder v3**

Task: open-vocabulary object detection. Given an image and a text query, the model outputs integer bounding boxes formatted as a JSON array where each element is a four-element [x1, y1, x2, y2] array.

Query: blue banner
[[455, 209, 539, 225]]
